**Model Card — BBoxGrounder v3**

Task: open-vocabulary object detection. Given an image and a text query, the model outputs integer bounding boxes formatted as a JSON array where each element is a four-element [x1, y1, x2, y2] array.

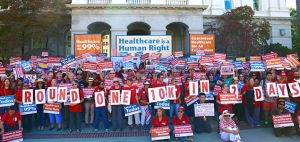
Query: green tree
[[289, 8, 300, 54], [264, 43, 293, 56], [205, 6, 270, 57]]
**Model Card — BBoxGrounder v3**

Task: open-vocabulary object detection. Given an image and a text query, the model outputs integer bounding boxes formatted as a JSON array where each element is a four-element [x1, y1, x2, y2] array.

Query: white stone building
[[59, 0, 294, 56]]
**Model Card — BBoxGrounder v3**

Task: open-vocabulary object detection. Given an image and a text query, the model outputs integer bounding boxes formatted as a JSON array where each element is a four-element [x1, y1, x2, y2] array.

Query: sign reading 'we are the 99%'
[[116, 36, 172, 57]]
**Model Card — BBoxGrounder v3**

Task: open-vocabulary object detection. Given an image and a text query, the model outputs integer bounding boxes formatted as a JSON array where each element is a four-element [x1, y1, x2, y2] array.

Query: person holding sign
[[0, 105, 23, 132], [194, 93, 212, 134], [241, 78, 261, 127], [219, 110, 241, 142], [151, 107, 169, 128], [110, 78, 125, 131], [123, 78, 141, 131], [170, 78, 181, 119], [216, 84, 233, 113], [15, 79, 33, 132], [93, 80, 109, 132], [0, 78, 16, 115], [171, 106, 193, 141], [68, 81, 84, 133], [34, 78, 46, 131], [138, 80, 151, 130], [271, 99, 292, 137], [183, 76, 196, 118]]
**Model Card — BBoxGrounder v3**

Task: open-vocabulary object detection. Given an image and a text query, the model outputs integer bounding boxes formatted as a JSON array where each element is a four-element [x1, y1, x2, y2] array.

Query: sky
[[286, 0, 296, 8]]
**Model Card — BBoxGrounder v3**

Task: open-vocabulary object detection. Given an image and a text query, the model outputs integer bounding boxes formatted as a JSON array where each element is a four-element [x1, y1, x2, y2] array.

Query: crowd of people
[[0, 61, 299, 142]]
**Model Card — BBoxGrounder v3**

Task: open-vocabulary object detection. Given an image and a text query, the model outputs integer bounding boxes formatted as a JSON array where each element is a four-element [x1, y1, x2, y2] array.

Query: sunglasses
[[113, 81, 119, 83], [224, 115, 230, 117]]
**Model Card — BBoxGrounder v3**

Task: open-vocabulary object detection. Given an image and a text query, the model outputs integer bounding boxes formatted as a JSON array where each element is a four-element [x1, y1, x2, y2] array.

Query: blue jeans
[[49, 109, 62, 124], [170, 104, 180, 118], [94, 107, 109, 130], [244, 107, 260, 126], [4, 124, 19, 132], [37, 104, 45, 126]]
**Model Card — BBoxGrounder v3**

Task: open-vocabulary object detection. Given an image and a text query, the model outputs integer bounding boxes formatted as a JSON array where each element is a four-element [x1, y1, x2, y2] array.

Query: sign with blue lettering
[[60, 55, 76, 67], [119, 52, 128, 57], [186, 58, 197, 63], [116, 36, 172, 57], [136, 51, 143, 57], [0, 95, 14, 107], [111, 57, 141, 71], [98, 53, 108, 59], [285, 101, 297, 114], [159, 58, 168, 63], [19, 104, 37, 115], [234, 61, 243, 69], [250, 62, 265, 71], [123, 103, 141, 116], [21, 61, 31, 71], [154, 100, 170, 109], [123, 62, 134, 69], [155, 64, 168, 72]]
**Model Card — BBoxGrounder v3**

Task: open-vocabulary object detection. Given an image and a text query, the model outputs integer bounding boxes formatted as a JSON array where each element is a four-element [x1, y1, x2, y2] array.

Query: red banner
[[272, 114, 294, 128], [214, 53, 226, 62], [250, 56, 261, 62], [174, 125, 193, 137], [187, 63, 199, 69], [219, 93, 239, 104], [82, 62, 97, 72], [174, 51, 183, 57], [0, 67, 6, 74], [2, 130, 23, 142], [97, 61, 113, 71], [150, 126, 170, 141], [140, 53, 149, 61], [44, 103, 61, 114], [184, 96, 199, 106]]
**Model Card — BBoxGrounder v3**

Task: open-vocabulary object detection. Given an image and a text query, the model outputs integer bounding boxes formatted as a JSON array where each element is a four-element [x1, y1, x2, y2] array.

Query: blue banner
[[186, 58, 197, 63], [0, 95, 14, 107], [285, 101, 297, 114], [123, 103, 141, 116], [250, 62, 265, 71], [60, 55, 76, 66], [234, 61, 243, 69], [154, 100, 170, 109], [119, 52, 128, 57], [19, 104, 37, 115]]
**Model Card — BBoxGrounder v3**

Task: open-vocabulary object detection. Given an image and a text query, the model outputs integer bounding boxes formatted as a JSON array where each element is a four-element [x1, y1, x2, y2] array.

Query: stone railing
[[126, 0, 151, 4], [87, 0, 112, 4], [75, 0, 201, 5], [165, 0, 188, 5]]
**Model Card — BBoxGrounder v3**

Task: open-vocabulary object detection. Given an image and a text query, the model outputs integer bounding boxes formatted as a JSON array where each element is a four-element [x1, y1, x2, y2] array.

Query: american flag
[[166, 55, 174, 62], [13, 67, 24, 79], [145, 107, 151, 124], [171, 58, 178, 66]]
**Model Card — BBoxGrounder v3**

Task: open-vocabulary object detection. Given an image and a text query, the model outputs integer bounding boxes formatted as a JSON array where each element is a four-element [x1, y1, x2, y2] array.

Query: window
[[253, 0, 259, 11], [101, 31, 110, 57], [225, 0, 232, 10], [66, 31, 71, 57]]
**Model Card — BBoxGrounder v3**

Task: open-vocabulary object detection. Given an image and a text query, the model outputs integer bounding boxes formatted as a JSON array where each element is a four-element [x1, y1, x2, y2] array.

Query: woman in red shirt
[[151, 107, 169, 127], [68, 81, 84, 133], [172, 106, 193, 141], [183, 76, 195, 117], [0, 78, 16, 115], [93, 81, 109, 132], [241, 78, 261, 126], [216, 84, 233, 114], [14, 78, 23, 92]]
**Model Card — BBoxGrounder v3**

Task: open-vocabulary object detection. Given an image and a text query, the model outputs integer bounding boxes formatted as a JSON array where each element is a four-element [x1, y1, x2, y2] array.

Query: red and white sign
[[44, 103, 60, 114], [82, 52, 92, 59], [96, 56, 105, 62], [287, 55, 300, 67], [265, 58, 282, 68], [175, 51, 183, 57], [266, 83, 278, 97], [229, 84, 238, 99], [9, 57, 21, 65], [214, 53, 226, 62], [166, 86, 176, 100], [174, 125, 193, 137], [189, 82, 199, 96], [220, 93, 239, 104], [97, 61, 113, 71], [220, 66, 234, 75], [82, 62, 97, 72], [288, 82, 300, 98], [42, 52, 48, 56], [200, 56, 214, 65], [82, 88, 94, 99], [47, 57, 63, 66], [250, 56, 261, 62], [140, 53, 150, 61], [200, 80, 209, 94], [184, 95, 199, 106], [22, 89, 33, 104], [35, 89, 46, 104], [277, 84, 289, 98], [177, 60, 186, 66], [70, 89, 80, 103], [150, 126, 170, 141], [272, 114, 294, 128], [254, 86, 264, 101], [0, 67, 6, 74], [2, 130, 23, 142], [123, 55, 133, 62], [110, 90, 121, 105], [47, 87, 58, 103], [57, 87, 68, 103], [95, 92, 106, 107], [121, 90, 131, 105], [148, 87, 167, 103], [187, 63, 199, 69]]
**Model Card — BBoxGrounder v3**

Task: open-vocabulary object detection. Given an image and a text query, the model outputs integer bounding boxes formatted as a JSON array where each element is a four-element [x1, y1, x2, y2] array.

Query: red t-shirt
[[241, 85, 260, 108], [1, 111, 22, 127], [172, 115, 190, 125], [151, 81, 167, 88], [93, 87, 108, 108], [183, 83, 189, 97], [15, 90, 22, 102], [69, 90, 84, 113], [171, 85, 181, 104], [138, 89, 149, 106], [216, 91, 233, 113], [123, 85, 138, 105], [0, 88, 16, 96], [152, 117, 169, 127]]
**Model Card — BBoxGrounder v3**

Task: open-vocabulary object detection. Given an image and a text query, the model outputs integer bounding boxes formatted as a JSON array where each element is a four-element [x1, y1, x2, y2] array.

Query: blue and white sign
[[159, 58, 168, 63], [186, 58, 198, 63], [19, 104, 37, 115], [0, 95, 14, 107], [155, 64, 168, 72], [123, 103, 141, 116], [119, 52, 128, 57], [250, 62, 265, 71], [154, 100, 170, 109], [136, 51, 143, 57], [285, 101, 297, 114], [234, 61, 243, 69], [21, 61, 31, 71], [116, 36, 172, 57], [98, 53, 108, 59], [123, 62, 134, 69], [60, 55, 76, 67], [111, 57, 141, 71]]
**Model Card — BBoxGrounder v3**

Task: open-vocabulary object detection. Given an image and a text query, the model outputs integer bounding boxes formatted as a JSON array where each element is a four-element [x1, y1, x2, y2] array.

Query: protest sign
[[82, 88, 94, 99], [200, 56, 214, 65], [250, 56, 261, 62], [47, 57, 63, 66], [140, 53, 149, 61], [2, 130, 23, 142], [22, 89, 33, 104], [285, 101, 297, 114], [190, 34, 215, 55], [166, 86, 176, 100], [234, 61, 243, 69], [95, 91, 106, 107], [19, 104, 37, 115], [266, 83, 278, 97], [272, 114, 294, 128], [74, 34, 102, 56], [0, 95, 14, 107], [184, 96, 199, 106], [150, 126, 170, 141], [220, 66, 234, 75], [42, 52, 48, 56], [175, 51, 183, 57], [277, 84, 289, 98], [47, 87, 57, 103], [265, 58, 282, 68], [174, 125, 193, 137], [229, 84, 238, 99], [288, 82, 300, 98], [9, 57, 21, 65], [121, 90, 131, 105], [110, 90, 120, 105], [194, 103, 214, 117], [44, 103, 61, 114], [189, 82, 199, 96], [148, 87, 167, 103], [287, 55, 300, 67], [82, 62, 97, 72], [70, 89, 80, 103], [123, 55, 133, 62], [214, 53, 226, 62], [57, 87, 68, 103], [254, 87, 264, 101], [123, 103, 141, 116], [35, 89, 46, 104], [81, 52, 92, 59], [60, 55, 76, 67], [250, 62, 265, 71], [154, 100, 170, 109], [104, 79, 113, 89], [206, 92, 215, 100], [200, 80, 210, 94], [219, 93, 240, 104]]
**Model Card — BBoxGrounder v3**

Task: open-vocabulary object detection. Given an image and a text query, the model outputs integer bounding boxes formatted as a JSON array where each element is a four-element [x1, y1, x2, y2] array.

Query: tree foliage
[[264, 43, 293, 56], [289, 8, 300, 54], [0, 0, 71, 60], [205, 6, 270, 57]]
